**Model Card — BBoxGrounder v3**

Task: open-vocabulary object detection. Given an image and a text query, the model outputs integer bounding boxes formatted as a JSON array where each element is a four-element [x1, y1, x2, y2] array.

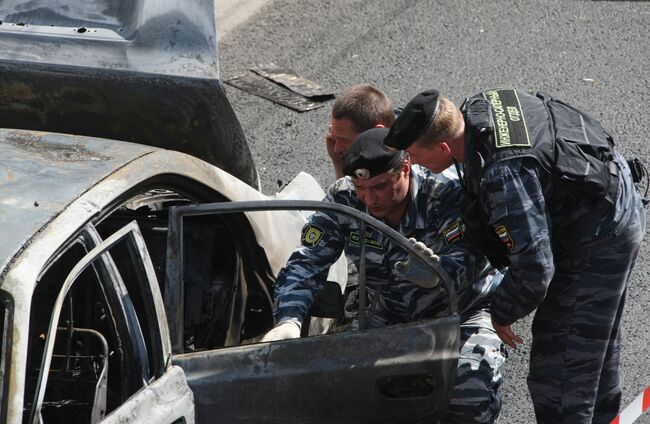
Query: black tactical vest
[[459, 89, 617, 268]]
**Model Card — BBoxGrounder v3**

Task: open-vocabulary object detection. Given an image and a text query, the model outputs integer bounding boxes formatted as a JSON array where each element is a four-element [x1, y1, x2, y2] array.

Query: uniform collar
[[395, 165, 427, 234]]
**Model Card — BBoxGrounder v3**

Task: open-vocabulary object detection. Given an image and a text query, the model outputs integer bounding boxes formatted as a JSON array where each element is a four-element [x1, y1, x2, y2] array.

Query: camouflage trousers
[[441, 309, 506, 424], [527, 204, 645, 424]]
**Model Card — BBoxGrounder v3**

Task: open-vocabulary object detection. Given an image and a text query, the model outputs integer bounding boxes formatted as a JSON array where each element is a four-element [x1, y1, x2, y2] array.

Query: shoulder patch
[[442, 221, 464, 245], [302, 224, 326, 247], [482, 89, 531, 149], [494, 225, 514, 250]]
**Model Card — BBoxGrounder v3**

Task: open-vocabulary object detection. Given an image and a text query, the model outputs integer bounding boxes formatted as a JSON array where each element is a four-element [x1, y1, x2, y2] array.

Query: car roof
[[0, 128, 157, 274]]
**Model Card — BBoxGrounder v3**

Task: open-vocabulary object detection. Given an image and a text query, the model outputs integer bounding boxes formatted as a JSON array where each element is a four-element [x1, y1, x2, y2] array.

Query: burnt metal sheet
[[0, 0, 219, 78], [0, 1, 258, 187], [101, 365, 195, 424], [225, 73, 326, 112], [251, 64, 335, 99], [0, 129, 155, 276]]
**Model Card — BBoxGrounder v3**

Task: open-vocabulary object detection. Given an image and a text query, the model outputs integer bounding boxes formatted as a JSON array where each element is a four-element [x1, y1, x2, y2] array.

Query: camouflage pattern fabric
[[441, 309, 506, 424], [274, 165, 490, 324], [274, 165, 505, 423], [480, 153, 645, 423]]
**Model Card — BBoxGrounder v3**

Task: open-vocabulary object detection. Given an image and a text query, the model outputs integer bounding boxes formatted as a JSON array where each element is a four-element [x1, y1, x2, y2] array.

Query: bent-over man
[[385, 88, 646, 424]]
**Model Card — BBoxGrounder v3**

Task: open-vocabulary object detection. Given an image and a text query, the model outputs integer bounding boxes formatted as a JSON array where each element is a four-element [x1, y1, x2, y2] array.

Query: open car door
[[165, 200, 460, 424]]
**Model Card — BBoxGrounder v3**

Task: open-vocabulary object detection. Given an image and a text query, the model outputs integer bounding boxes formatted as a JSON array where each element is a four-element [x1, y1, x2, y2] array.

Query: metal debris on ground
[[251, 64, 335, 100], [225, 64, 335, 112], [225, 73, 327, 112]]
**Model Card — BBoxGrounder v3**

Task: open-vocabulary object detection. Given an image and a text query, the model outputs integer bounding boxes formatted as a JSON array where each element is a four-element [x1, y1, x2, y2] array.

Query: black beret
[[384, 89, 440, 150], [343, 128, 404, 180]]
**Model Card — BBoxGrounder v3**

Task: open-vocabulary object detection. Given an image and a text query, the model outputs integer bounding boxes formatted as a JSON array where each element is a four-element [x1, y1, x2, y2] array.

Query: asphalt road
[[217, 1, 650, 422]]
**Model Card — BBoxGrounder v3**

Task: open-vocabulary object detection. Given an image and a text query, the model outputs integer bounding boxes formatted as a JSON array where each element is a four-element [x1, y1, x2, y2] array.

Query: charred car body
[[0, 1, 460, 423]]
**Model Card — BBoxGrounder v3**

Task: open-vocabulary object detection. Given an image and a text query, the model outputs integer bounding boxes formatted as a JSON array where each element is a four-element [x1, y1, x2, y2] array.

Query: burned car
[[0, 132, 460, 424], [0, 1, 461, 423]]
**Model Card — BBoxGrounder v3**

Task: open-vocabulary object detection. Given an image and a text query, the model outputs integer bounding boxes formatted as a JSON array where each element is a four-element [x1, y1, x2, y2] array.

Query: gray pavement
[[217, 1, 650, 422], [216, 0, 270, 39]]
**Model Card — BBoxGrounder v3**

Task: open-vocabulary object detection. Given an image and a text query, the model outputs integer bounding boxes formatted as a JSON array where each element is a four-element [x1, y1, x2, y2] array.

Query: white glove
[[261, 320, 301, 342], [394, 237, 441, 288]]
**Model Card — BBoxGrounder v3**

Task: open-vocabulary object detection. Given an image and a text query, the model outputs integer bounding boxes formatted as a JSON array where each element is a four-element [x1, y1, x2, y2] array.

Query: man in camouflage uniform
[[263, 128, 506, 423], [385, 89, 646, 424]]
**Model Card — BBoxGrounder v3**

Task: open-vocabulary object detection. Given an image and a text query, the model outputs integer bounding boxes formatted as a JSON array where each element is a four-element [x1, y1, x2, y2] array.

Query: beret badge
[[354, 168, 370, 180]]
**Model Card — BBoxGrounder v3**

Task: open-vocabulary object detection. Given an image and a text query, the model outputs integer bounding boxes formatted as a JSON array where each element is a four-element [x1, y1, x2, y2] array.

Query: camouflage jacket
[[482, 152, 641, 325], [274, 165, 495, 326]]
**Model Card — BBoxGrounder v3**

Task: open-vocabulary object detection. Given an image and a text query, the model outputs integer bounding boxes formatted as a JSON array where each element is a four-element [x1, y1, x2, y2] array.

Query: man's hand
[[261, 320, 301, 342], [492, 318, 524, 349], [326, 126, 340, 162], [394, 238, 441, 288]]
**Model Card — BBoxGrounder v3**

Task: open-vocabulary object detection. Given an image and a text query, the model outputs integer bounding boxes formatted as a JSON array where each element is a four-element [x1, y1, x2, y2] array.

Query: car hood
[[0, 0, 258, 187]]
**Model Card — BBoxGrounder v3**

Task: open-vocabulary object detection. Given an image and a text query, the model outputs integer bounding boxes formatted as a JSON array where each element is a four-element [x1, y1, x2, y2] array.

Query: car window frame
[[27, 220, 169, 424], [164, 199, 458, 352], [85, 223, 170, 377]]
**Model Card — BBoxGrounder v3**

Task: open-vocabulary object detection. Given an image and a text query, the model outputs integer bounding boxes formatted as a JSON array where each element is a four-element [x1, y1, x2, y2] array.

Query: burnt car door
[[165, 200, 460, 424]]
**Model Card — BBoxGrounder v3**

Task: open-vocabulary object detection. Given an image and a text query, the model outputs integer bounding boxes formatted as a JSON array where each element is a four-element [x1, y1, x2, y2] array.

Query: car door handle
[[376, 374, 436, 399]]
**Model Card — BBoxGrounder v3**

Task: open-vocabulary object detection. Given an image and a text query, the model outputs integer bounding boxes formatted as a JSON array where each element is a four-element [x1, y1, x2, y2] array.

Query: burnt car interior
[[24, 237, 151, 423], [95, 184, 277, 351], [23, 180, 281, 422]]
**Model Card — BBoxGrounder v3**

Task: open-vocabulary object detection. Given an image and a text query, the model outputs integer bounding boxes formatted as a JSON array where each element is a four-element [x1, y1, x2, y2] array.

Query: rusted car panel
[[0, 0, 257, 186]]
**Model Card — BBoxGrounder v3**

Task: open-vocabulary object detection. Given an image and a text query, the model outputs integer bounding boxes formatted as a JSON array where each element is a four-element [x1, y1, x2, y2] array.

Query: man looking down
[[385, 88, 646, 423], [264, 128, 506, 423]]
